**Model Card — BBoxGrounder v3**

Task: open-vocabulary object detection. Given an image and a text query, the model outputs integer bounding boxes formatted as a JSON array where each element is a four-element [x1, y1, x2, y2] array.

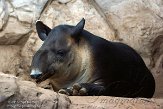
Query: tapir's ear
[[36, 21, 51, 41], [71, 18, 85, 39]]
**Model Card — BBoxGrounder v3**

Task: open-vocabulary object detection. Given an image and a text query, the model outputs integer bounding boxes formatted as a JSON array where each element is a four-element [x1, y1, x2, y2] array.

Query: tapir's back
[[83, 31, 155, 97]]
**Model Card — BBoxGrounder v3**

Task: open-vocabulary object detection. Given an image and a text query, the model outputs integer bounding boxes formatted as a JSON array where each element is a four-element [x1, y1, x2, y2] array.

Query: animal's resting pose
[[30, 18, 155, 98]]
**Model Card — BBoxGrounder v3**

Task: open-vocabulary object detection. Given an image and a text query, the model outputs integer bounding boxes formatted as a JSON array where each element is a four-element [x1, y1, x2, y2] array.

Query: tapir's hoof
[[72, 83, 87, 96], [58, 83, 88, 96], [58, 89, 70, 95]]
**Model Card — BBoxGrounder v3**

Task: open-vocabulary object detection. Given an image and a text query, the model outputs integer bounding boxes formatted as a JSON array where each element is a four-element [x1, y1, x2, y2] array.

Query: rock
[[69, 96, 163, 109], [0, 72, 18, 102], [0, 72, 71, 109], [39, 0, 115, 40], [0, 0, 50, 81], [0, 46, 20, 75], [0, 0, 8, 31], [0, 0, 49, 45], [0, 17, 31, 45], [20, 32, 48, 89], [10, 0, 49, 23]]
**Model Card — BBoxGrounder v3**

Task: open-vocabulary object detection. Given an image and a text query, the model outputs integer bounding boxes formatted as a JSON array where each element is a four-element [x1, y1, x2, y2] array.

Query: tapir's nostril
[[30, 74, 42, 79], [30, 69, 42, 79]]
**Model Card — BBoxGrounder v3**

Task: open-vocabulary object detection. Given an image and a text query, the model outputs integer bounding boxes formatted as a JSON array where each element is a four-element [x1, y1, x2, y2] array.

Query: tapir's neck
[[49, 35, 95, 91], [73, 40, 93, 83], [49, 30, 108, 91]]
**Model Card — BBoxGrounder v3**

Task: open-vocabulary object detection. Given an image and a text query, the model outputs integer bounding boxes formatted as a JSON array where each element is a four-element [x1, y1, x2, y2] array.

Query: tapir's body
[[30, 19, 155, 98]]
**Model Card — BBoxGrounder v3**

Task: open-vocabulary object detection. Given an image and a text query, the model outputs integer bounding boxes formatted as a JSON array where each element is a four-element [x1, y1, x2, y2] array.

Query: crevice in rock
[[16, 30, 33, 45], [14, 77, 21, 95], [88, 0, 118, 40], [0, 94, 15, 109], [14, 6, 34, 13], [38, 0, 53, 20], [0, 0, 9, 32], [57, 0, 72, 4], [55, 94, 59, 109], [151, 35, 163, 68], [9, 14, 33, 26]]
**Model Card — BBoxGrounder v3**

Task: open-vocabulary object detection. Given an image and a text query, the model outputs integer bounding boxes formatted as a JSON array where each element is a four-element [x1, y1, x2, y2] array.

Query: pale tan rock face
[[0, 0, 49, 45], [0, 46, 20, 75], [39, 0, 115, 40], [0, 72, 71, 109], [0, 0, 163, 101], [70, 96, 163, 109], [0, 0, 49, 82]]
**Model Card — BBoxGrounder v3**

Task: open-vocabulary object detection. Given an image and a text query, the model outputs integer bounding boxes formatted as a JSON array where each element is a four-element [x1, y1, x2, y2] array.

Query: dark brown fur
[[30, 19, 155, 98]]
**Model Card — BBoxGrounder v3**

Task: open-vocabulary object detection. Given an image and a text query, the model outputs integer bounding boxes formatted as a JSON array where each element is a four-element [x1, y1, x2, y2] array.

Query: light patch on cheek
[[30, 69, 42, 75], [67, 37, 73, 47]]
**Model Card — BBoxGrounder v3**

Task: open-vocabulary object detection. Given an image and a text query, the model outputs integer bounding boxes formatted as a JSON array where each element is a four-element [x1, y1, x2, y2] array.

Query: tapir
[[30, 18, 155, 98]]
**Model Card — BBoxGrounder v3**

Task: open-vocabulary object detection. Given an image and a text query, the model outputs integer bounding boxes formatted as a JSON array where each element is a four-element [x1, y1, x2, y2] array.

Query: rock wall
[[0, 0, 163, 98], [0, 72, 70, 109]]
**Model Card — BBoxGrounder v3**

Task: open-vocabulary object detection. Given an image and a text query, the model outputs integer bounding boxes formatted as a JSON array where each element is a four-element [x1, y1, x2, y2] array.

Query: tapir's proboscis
[[30, 18, 155, 98]]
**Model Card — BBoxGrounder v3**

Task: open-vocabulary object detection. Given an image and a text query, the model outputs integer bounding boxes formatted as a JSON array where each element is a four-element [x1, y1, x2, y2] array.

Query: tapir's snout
[[30, 69, 42, 79]]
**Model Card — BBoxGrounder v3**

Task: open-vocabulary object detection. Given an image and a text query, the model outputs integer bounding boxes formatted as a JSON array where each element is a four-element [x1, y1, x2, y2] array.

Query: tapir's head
[[30, 18, 85, 83]]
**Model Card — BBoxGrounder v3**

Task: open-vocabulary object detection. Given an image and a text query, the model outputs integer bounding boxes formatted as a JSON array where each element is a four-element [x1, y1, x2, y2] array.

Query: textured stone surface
[[0, 0, 8, 31], [0, 46, 20, 75], [0, 72, 18, 100], [0, 0, 49, 45], [39, 0, 115, 40], [0, 0, 50, 80], [0, 72, 70, 109], [70, 96, 163, 109]]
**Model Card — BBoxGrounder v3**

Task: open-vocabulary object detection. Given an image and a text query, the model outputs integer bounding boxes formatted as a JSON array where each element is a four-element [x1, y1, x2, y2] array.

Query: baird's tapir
[[30, 18, 155, 98]]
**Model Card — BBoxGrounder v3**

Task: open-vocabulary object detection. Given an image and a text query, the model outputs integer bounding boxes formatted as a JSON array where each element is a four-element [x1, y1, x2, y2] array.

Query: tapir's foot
[[58, 83, 88, 96], [58, 83, 105, 96]]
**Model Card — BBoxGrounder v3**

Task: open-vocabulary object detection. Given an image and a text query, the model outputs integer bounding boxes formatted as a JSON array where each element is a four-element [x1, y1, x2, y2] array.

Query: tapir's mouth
[[36, 72, 54, 83], [30, 68, 56, 83]]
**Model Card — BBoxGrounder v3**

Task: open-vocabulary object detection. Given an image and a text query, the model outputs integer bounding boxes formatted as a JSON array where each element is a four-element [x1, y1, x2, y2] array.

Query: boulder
[[0, 46, 20, 75], [0, 72, 70, 109], [39, 0, 115, 40], [0, 0, 49, 45]]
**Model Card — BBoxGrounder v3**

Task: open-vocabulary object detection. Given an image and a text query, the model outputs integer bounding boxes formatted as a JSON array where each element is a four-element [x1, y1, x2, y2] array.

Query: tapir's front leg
[[58, 83, 105, 96]]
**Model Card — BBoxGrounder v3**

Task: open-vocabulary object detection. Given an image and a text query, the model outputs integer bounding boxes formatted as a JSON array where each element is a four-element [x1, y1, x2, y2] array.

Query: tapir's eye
[[56, 50, 66, 56]]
